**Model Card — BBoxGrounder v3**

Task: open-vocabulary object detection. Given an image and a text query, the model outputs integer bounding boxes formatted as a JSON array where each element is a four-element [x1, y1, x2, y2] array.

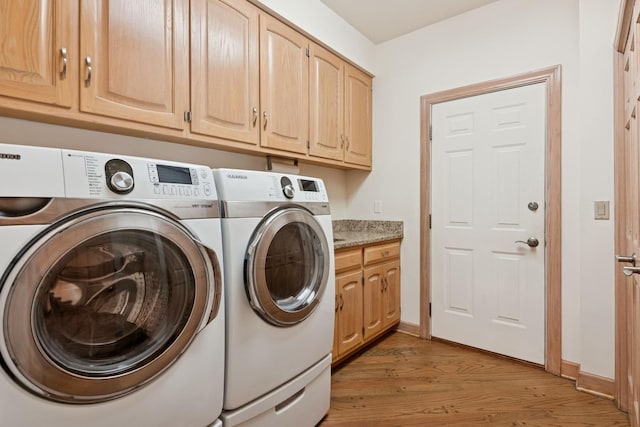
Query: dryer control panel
[[213, 168, 329, 204], [61, 149, 216, 200]]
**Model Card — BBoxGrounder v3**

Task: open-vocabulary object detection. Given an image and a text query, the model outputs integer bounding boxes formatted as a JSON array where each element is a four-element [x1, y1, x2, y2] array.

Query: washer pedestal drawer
[[221, 354, 331, 427]]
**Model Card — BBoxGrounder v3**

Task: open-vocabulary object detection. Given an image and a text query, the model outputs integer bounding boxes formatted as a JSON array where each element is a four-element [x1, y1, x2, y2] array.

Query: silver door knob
[[623, 266, 640, 276], [515, 237, 539, 248], [616, 253, 637, 266]]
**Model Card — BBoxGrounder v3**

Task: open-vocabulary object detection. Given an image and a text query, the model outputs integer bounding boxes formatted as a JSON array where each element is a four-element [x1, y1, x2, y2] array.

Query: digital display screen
[[299, 179, 319, 192], [157, 164, 192, 184]]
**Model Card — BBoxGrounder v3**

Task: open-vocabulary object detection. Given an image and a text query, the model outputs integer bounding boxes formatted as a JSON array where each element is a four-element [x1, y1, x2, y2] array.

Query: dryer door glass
[[246, 207, 330, 326], [0, 208, 217, 403]]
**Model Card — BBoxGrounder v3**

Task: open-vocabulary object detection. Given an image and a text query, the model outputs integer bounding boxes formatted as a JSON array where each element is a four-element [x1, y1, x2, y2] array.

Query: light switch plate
[[374, 200, 382, 213], [594, 200, 609, 220]]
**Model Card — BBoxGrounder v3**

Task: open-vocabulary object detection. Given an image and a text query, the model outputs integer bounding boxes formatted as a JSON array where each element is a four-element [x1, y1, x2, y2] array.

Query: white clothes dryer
[[213, 168, 334, 424], [0, 144, 224, 427]]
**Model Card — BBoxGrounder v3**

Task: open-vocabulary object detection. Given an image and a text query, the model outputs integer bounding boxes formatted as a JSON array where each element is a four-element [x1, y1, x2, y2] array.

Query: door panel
[[190, 0, 259, 144], [309, 43, 344, 161], [259, 14, 308, 154], [0, 0, 74, 107], [431, 83, 546, 364], [80, 0, 188, 129], [383, 260, 400, 327], [363, 265, 383, 339], [344, 64, 372, 166], [337, 270, 364, 356]]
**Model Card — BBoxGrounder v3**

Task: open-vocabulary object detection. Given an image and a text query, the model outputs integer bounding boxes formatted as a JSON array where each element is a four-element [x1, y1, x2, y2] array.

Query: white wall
[[578, 0, 620, 378], [341, 0, 618, 378]]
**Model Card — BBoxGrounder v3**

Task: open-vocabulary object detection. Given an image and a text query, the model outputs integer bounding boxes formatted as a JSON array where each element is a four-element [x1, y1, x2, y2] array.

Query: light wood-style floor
[[319, 332, 628, 426]]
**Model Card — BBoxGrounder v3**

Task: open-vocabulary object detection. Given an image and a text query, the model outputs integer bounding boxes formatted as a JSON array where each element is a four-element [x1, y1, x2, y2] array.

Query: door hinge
[[184, 111, 192, 122], [306, 47, 310, 57], [429, 302, 432, 317], [429, 214, 432, 229], [429, 124, 432, 141]]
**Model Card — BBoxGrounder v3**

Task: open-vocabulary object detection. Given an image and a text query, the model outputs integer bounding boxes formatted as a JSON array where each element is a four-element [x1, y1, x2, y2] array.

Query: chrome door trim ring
[[245, 206, 330, 326], [0, 207, 221, 403]]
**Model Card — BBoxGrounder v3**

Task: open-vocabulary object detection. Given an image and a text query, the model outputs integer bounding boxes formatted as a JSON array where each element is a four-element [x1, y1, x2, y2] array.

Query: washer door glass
[[0, 208, 216, 403], [245, 207, 329, 326]]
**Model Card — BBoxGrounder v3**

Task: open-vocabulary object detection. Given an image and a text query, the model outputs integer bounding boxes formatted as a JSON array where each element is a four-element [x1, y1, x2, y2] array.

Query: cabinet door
[[259, 14, 308, 154], [309, 43, 343, 161], [363, 264, 384, 340], [191, 0, 259, 144], [382, 259, 401, 327], [344, 64, 372, 166], [336, 270, 364, 356], [80, 0, 188, 129], [0, 0, 75, 107]]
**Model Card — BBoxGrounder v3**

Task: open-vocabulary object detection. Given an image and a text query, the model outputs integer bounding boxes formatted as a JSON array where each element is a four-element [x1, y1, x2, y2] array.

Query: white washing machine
[[213, 168, 334, 426], [0, 143, 225, 427]]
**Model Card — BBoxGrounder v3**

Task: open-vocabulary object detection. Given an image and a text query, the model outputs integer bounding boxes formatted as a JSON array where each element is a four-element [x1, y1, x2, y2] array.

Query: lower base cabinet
[[332, 240, 401, 366]]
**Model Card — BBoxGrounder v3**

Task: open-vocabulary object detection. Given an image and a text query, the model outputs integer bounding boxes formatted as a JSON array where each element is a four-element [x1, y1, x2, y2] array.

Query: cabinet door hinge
[[184, 111, 192, 122], [362, 326, 365, 336], [306, 47, 310, 57], [429, 214, 432, 229], [429, 124, 432, 141], [361, 276, 364, 285], [307, 140, 310, 149], [429, 302, 432, 317]]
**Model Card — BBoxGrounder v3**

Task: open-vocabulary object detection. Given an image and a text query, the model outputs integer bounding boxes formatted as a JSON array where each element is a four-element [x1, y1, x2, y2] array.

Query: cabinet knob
[[263, 111, 268, 130]]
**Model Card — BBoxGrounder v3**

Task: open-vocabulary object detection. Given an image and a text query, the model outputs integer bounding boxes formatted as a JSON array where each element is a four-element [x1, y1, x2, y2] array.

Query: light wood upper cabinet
[[344, 64, 372, 166], [309, 45, 372, 167], [309, 43, 344, 161], [190, 0, 259, 144], [79, 0, 189, 129], [0, 0, 373, 171], [0, 0, 75, 107], [259, 14, 309, 154]]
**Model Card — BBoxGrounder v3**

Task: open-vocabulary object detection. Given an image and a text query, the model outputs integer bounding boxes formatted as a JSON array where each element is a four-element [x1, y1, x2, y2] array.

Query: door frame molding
[[613, 0, 634, 411], [419, 65, 562, 375]]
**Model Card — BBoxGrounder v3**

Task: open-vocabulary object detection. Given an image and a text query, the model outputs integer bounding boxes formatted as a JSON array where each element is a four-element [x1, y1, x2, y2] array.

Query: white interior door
[[431, 83, 546, 364]]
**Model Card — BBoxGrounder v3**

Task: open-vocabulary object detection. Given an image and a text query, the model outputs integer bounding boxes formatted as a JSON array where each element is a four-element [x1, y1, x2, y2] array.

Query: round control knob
[[280, 176, 295, 199], [283, 184, 295, 199], [109, 171, 134, 194]]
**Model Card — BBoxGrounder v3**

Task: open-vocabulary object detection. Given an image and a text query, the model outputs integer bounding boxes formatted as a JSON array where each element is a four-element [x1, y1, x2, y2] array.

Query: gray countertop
[[332, 220, 403, 250]]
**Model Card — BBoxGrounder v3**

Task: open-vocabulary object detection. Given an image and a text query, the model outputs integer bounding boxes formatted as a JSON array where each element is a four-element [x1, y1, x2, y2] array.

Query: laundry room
[[0, 0, 635, 425]]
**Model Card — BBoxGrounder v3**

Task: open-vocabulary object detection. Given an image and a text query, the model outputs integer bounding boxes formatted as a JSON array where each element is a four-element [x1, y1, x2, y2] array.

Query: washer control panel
[[61, 149, 216, 200]]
